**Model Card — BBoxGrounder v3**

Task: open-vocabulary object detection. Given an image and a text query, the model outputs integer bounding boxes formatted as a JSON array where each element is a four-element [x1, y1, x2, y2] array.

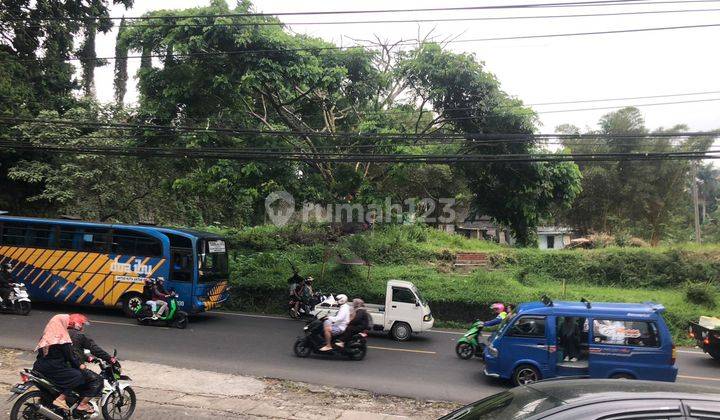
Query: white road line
[[678, 374, 720, 382], [677, 350, 706, 355], [92, 320, 138, 327], [428, 329, 464, 336], [368, 346, 437, 355], [208, 311, 289, 320]]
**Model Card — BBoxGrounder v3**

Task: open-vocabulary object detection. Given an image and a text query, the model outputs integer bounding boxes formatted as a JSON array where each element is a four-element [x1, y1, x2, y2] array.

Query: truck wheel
[[707, 347, 720, 362], [390, 322, 412, 341], [122, 293, 143, 318], [512, 364, 541, 386]]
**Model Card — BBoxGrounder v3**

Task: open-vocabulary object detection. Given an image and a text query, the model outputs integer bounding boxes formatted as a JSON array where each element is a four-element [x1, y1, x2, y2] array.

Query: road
[[2, 305, 720, 404]]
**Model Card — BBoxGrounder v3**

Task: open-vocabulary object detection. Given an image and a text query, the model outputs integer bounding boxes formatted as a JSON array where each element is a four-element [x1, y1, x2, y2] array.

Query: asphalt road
[[2, 305, 720, 404]]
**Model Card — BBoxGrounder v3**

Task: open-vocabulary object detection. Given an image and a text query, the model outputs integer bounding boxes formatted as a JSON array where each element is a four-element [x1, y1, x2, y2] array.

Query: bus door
[[169, 247, 194, 311]]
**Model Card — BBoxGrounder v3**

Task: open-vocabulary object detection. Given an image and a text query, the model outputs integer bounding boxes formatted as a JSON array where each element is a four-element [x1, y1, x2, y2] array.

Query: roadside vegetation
[[218, 224, 719, 342]]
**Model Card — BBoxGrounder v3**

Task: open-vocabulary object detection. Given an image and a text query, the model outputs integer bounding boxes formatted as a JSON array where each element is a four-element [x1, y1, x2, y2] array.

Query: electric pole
[[692, 160, 701, 244]]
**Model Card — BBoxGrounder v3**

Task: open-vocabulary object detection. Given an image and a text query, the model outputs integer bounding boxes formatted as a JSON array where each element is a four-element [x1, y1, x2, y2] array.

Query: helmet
[[491, 303, 505, 314], [305, 276, 314, 283], [336, 294, 348, 305], [68, 313, 90, 330]]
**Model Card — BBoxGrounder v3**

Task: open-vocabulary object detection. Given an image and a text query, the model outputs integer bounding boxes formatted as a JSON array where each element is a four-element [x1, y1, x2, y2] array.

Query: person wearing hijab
[[33, 314, 94, 413], [336, 298, 371, 348]]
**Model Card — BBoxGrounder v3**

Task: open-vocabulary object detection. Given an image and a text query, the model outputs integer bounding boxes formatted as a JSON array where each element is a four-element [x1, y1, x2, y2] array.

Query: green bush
[[684, 282, 717, 308]]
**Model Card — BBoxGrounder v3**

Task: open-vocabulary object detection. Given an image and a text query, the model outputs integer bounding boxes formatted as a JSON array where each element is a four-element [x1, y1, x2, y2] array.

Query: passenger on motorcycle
[[482, 303, 508, 329], [149, 278, 172, 320], [33, 314, 96, 413], [320, 294, 350, 352], [0, 262, 14, 307], [336, 298, 370, 348], [67, 314, 113, 403]]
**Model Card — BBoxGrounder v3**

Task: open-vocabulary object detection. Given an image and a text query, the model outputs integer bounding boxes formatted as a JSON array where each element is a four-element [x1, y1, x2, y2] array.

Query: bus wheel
[[122, 293, 143, 318], [174, 312, 188, 329]]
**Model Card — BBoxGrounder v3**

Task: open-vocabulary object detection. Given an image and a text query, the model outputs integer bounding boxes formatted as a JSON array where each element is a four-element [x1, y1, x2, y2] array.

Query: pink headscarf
[[35, 314, 72, 356]]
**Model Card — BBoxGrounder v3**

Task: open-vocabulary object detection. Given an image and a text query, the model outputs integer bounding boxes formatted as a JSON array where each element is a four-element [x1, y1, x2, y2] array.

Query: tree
[[558, 107, 714, 245]]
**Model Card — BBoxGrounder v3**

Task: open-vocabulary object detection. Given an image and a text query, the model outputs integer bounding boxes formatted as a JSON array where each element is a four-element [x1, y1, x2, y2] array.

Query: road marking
[[678, 374, 720, 382], [367, 345, 436, 355], [428, 329, 464, 336], [677, 350, 705, 355], [209, 311, 289, 321], [92, 320, 138, 327]]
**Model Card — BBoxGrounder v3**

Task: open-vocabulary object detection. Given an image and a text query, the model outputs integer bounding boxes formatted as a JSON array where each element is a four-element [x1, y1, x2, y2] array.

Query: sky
[[92, 0, 720, 133]]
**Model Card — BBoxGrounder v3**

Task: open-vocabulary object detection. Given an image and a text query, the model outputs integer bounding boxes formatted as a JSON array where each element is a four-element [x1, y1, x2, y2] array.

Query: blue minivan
[[483, 298, 678, 385]]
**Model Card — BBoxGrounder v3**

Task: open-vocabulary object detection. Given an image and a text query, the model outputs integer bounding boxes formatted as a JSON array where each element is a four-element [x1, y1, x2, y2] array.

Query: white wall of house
[[539, 234, 567, 249]]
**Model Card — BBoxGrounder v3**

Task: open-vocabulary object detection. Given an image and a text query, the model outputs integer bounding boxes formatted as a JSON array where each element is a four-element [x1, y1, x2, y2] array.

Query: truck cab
[[315, 279, 434, 341], [483, 298, 678, 386]]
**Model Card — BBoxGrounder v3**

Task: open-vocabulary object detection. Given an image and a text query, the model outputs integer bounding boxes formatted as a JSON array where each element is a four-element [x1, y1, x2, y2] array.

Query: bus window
[[81, 228, 110, 253], [197, 239, 228, 283], [1, 222, 27, 246], [112, 229, 162, 257], [58, 227, 79, 250], [27, 224, 53, 248], [171, 250, 193, 282]]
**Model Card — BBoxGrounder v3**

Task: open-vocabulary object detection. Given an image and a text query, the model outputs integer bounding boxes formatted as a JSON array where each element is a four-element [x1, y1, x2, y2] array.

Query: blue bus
[[484, 299, 678, 385], [0, 216, 229, 316]]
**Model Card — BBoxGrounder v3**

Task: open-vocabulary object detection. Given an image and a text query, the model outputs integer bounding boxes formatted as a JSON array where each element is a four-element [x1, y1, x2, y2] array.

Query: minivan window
[[592, 319, 660, 347], [507, 316, 546, 338]]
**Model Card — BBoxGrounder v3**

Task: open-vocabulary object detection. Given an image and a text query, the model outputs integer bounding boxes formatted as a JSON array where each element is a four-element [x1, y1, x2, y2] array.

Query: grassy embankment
[[210, 224, 719, 342]]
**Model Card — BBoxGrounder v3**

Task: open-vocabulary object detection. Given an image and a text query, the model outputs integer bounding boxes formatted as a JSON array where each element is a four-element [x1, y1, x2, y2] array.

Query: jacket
[[68, 329, 112, 363]]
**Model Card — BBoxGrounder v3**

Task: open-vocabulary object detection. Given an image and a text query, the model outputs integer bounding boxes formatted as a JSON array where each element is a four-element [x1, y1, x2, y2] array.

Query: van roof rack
[[580, 297, 592, 309], [540, 295, 553, 307]]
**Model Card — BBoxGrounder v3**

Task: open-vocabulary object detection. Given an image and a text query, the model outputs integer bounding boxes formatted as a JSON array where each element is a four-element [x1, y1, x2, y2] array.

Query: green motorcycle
[[455, 320, 486, 360], [133, 293, 188, 329]]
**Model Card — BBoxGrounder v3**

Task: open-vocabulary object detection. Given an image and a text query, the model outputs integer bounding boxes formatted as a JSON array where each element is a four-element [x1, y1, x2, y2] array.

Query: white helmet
[[336, 294, 348, 305]]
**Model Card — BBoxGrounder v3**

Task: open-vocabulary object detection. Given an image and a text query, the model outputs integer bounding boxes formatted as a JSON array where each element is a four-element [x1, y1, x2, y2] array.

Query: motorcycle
[[0, 282, 32, 316], [455, 320, 486, 360], [132, 293, 188, 329], [293, 315, 368, 361], [288, 292, 324, 320], [8, 349, 136, 420]]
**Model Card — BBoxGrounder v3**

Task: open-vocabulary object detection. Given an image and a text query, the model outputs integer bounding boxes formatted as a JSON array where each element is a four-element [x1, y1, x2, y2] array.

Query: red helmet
[[68, 313, 90, 330], [491, 303, 506, 314]]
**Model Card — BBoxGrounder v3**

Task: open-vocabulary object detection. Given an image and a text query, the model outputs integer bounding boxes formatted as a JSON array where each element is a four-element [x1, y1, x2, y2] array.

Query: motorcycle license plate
[[10, 383, 30, 394]]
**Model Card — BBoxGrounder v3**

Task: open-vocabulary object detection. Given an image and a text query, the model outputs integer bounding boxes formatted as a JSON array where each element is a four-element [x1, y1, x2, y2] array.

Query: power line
[[9, 0, 717, 22], [30, 7, 719, 28], [5, 23, 720, 63], [0, 141, 717, 163], [1, 116, 717, 140]]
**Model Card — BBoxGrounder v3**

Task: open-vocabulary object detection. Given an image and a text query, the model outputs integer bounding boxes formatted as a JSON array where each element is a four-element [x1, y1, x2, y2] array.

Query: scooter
[[133, 293, 188, 329], [455, 320, 486, 360], [293, 315, 368, 361], [0, 283, 32, 316], [8, 349, 136, 420]]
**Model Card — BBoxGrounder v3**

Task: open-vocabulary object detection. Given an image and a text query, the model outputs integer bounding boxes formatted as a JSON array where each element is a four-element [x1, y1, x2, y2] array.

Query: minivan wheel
[[610, 373, 634, 379], [512, 364, 541, 386], [390, 322, 412, 341]]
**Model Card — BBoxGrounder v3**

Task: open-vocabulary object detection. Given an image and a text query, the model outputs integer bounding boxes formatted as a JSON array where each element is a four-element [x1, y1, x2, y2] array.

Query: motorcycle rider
[[482, 303, 508, 329], [0, 262, 14, 308], [149, 278, 172, 320], [66, 314, 107, 407], [319, 294, 349, 352], [336, 298, 370, 348], [33, 314, 95, 413]]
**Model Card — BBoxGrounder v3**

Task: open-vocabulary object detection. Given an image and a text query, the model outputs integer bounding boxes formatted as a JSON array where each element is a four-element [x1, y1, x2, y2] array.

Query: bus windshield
[[198, 239, 229, 283]]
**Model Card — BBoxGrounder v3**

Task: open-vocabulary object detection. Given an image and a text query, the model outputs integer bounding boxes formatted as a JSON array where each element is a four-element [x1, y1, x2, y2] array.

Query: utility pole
[[692, 160, 701, 244]]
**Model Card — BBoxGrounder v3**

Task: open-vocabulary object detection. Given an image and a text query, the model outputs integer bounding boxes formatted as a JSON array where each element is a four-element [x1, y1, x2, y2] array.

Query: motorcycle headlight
[[303, 326, 308, 331]]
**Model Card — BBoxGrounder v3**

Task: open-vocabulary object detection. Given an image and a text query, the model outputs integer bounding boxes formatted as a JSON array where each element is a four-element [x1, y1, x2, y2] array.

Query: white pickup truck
[[314, 279, 434, 341]]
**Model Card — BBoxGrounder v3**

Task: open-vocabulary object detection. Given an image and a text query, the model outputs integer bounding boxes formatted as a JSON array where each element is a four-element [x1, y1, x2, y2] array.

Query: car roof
[[517, 300, 664, 317], [527, 378, 720, 404]]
